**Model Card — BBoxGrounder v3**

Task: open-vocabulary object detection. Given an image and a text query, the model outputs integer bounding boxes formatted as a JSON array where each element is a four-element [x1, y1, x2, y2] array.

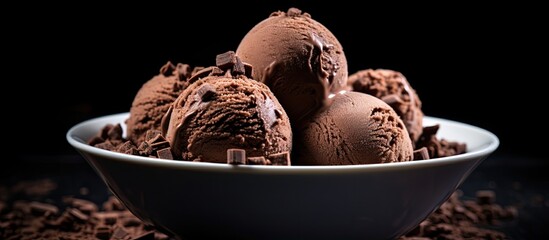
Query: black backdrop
[[8, 2, 545, 159]]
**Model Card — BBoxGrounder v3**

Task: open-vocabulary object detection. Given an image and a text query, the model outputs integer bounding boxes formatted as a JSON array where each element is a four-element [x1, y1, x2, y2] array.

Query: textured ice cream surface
[[126, 62, 199, 145], [295, 91, 413, 165], [348, 69, 423, 145], [236, 7, 348, 125], [162, 61, 292, 165]]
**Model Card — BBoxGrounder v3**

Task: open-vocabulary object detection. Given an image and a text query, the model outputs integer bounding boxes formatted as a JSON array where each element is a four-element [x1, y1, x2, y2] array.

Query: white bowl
[[67, 113, 498, 240]]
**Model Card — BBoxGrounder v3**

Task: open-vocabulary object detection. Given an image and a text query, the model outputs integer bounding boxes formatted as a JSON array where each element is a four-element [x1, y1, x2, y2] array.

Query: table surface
[[2, 152, 548, 239]]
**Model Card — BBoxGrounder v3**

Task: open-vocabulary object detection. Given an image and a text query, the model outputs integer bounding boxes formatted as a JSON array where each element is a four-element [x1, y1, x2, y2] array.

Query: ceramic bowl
[[67, 113, 498, 240]]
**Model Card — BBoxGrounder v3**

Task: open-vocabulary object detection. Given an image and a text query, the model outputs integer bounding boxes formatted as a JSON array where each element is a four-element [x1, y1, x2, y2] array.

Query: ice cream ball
[[347, 69, 424, 145], [236, 7, 348, 125], [162, 53, 292, 165], [294, 91, 413, 165], [126, 62, 198, 145]]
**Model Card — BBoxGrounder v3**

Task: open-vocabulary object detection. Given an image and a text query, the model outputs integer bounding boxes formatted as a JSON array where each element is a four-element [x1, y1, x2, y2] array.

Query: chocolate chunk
[[413, 147, 430, 160], [122, 216, 142, 227], [95, 225, 111, 240], [103, 196, 125, 211], [64, 197, 98, 215], [243, 62, 253, 78], [196, 83, 217, 102], [98, 124, 114, 139], [247, 156, 270, 165], [156, 147, 173, 160], [159, 61, 176, 76], [68, 208, 89, 222], [175, 63, 192, 80], [415, 124, 466, 159], [422, 124, 440, 136], [107, 124, 123, 140], [112, 226, 129, 239], [93, 212, 119, 225], [232, 56, 246, 75], [287, 7, 302, 17], [227, 148, 246, 165], [138, 141, 153, 156], [268, 152, 290, 166], [95, 141, 116, 151], [150, 141, 170, 150], [381, 94, 403, 106], [88, 135, 104, 146], [117, 141, 138, 155], [216, 51, 237, 70], [145, 130, 163, 142]]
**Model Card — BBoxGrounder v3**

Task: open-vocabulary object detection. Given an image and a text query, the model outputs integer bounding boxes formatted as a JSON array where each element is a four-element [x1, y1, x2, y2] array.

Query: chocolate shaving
[[216, 51, 237, 70], [188, 66, 222, 83]]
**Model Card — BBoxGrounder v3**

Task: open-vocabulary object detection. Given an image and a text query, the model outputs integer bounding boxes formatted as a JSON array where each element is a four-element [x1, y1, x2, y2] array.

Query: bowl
[[67, 112, 498, 240]]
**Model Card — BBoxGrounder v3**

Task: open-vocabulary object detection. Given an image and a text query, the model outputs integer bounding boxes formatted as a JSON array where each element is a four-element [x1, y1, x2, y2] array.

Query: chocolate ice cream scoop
[[162, 52, 292, 165], [295, 91, 413, 165], [347, 69, 424, 145], [236, 7, 348, 125], [126, 62, 199, 145]]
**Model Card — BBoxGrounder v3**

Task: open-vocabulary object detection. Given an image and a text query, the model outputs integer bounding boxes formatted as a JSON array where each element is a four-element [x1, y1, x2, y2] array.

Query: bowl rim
[[67, 112, 499, 174]]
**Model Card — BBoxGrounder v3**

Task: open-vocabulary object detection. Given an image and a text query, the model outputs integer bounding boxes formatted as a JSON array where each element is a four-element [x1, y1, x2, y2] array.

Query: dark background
[[6, 2, 546, 159], [3, 3, 548, 239]]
